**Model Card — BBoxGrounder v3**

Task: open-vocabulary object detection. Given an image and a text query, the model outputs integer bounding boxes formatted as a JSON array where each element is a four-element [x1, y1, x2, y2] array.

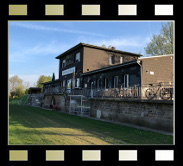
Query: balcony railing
[[43, 82, 174, 100], [43, 86, 64, 94]]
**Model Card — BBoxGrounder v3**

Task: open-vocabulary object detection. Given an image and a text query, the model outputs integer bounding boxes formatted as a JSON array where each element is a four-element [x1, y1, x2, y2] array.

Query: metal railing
[[43, 82, 174, 100], [141, 82, 174, 100], [43, 86, 64, 94], [70, 86, 141, 98]]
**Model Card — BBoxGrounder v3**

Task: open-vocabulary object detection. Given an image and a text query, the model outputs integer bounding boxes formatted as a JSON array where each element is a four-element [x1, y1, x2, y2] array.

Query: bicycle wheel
[[145, 89, 155, 99], [160, 88, 171, 100]]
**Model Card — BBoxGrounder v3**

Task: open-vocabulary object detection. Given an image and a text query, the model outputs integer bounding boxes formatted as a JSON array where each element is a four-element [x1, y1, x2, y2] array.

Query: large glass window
[[124, 74, 129, 88], [104, 78, 109, 89], [109, 55, 115, 64], [75, 78, 80, 87], [67, 79, 71, 89], [120, 56, 124, 63], [62, 59, 66, 68], [97, 79, 100, 90], [63, 80, 66, 87], [114, 76, 118, 88], [75, 52, 80, 62]]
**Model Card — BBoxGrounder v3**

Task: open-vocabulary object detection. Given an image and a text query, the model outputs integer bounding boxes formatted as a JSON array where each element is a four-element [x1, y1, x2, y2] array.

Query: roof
[[138, 54, 174, 60], [81, 60, 138, 76], [41, 79, 59, 85], [55, 42, 142, 59], [29, 87, 41, 90]]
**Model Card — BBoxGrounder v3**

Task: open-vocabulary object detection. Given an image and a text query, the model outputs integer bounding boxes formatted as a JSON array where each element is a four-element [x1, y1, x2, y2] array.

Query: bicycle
[[145, 82, 172, 100]]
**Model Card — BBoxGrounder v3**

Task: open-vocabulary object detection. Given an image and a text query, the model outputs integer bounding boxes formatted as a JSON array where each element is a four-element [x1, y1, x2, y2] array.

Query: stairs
[[18, 94, 29, 106]]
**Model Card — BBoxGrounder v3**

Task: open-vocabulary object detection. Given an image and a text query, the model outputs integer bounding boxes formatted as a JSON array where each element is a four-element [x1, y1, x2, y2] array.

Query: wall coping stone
[[89, 98, 173, 104], [44, 93, 65, 96]]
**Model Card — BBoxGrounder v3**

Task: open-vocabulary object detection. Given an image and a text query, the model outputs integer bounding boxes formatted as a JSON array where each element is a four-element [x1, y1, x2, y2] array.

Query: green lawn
[[9, 97, 173, 145]]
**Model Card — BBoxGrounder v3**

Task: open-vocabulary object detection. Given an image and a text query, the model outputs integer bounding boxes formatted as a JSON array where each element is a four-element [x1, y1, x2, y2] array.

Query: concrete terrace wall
[[90, 98, 173, 132]]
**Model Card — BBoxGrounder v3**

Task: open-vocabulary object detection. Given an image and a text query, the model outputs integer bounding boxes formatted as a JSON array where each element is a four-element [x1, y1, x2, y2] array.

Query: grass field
[[9, 97, 173, 145]]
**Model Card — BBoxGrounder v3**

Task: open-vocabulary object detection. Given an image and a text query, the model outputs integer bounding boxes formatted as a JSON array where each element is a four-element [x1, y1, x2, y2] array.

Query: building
[[40, 48, 174, 131], [43, 43, 174, 96], [82, 54, 174, 90], [138, 54, 174, 85], [28, 87, 41, 94], [82, 60, 141, 90], [43, 42, 142, 91]]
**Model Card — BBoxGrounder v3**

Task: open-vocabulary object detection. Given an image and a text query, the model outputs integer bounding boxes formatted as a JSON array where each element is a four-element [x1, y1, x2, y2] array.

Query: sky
[[9, 21, 171, 87]]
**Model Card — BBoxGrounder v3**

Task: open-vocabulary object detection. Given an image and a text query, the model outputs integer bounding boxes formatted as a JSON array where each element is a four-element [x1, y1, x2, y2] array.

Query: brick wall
[[43, 94, 66, 111], [141, 55, 174, 85], [83, 47, 138, 73], [90, 98, 173, 132]]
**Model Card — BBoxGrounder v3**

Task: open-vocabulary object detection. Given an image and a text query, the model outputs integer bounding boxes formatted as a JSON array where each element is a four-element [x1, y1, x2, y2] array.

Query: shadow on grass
[[9, 102, 174, 145]]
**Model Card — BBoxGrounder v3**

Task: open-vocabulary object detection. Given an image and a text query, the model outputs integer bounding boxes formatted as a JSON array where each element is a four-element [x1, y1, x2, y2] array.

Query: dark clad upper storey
[[56, 43, 142, 81]]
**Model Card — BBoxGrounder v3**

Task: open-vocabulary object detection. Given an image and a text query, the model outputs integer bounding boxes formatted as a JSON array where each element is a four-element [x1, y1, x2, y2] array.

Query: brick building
[[82, 60, 141, 89], [138, 54, 174, 85], [43, 42, 141, 91], [43, 43, 174, 92], [81, 54, 174, 90]]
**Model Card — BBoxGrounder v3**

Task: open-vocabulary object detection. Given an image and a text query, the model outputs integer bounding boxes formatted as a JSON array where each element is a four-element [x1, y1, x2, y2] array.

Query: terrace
[[43, 82, 174, 100]]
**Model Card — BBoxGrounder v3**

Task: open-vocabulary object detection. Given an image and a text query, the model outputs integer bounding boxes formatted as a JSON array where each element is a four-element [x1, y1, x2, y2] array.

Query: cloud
[[94, 38, 142, 47], [10, 22, 107, 37], [9, 35, 150, 63], [9, 41, 70, 62], [81, 36, 150, 51]]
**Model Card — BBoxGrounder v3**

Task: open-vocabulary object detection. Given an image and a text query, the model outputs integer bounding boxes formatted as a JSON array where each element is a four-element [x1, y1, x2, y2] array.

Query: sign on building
[[62, 67, 76, 76]]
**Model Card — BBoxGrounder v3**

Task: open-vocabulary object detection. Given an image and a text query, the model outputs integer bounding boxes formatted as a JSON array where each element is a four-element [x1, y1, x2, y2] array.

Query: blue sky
[[9, 21, 171, 87]]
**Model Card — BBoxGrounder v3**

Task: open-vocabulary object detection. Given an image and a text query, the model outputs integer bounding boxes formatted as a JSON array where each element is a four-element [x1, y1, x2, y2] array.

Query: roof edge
[[139, 54, 174, 60], [81, 60, 138, 76], [56, 42, 142, 59]]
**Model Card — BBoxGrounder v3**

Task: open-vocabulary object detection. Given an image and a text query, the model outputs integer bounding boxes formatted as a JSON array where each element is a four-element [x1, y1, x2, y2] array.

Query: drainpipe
[[137, 60, 142, 98]]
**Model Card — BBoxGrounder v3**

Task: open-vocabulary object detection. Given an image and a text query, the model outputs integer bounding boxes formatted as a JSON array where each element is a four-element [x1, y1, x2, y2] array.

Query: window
[[124, 74, 129, 88], [114, 76, 118, 88], [62, 59, 66, 68], [97, 79, 100, 90], [66, 57, 73, 66], [67, 79, 71, 89], [109, 55, 115, 64], [63, 80, 66, 87], [89, 80, 93, 88], [93, 80, 96, 87], [104, 78, 109, 89], [120, 56, 124, 63], [75, 52, 80, 62], [75, 78, 80, 87]]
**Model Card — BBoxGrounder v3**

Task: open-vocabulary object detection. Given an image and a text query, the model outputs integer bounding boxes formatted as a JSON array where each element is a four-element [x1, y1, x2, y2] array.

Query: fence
[[72, 83, 173, 100], [141, 82, 174, 100], [44, 86, 63, 94], [43, 82, 174, 100]]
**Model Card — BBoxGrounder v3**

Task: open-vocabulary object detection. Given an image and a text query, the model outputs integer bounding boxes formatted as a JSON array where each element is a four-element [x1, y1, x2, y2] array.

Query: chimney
[[112, 46, 116, 50]]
